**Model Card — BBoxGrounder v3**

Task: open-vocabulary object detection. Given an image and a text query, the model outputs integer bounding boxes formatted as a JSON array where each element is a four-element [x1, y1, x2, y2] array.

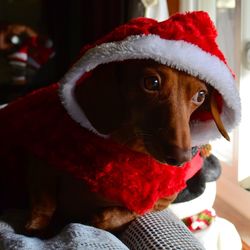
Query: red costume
[[0, 11, 240, 214], [0, 83, 202, 214]]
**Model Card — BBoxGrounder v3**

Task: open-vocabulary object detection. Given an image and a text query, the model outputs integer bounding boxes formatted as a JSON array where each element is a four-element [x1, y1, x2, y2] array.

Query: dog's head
[[74, 59, 229, 166], [60, 13, 240, 167]]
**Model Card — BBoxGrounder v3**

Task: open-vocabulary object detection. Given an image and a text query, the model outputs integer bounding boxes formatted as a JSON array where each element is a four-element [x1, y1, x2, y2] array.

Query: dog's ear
[[74, 62, 127, 134], [210, 89, 230, 141], [192, 86, 230, 141]]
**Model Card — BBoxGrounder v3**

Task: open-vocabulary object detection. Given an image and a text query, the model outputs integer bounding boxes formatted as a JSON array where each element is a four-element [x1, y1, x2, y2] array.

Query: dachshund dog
[[16, 59, 229, 237]]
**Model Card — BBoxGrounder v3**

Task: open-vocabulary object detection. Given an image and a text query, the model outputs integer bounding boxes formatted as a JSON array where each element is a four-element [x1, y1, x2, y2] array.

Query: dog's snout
[[164, 146, 192, 166]]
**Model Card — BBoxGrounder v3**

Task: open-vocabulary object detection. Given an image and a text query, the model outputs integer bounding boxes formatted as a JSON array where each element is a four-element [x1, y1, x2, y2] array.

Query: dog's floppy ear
[[210, 88, 230, 141], [74, 62, 127, 134]]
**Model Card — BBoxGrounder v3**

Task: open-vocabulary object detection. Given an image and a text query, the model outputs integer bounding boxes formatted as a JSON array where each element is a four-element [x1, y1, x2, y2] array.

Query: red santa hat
[[59, 11, 241, 146]]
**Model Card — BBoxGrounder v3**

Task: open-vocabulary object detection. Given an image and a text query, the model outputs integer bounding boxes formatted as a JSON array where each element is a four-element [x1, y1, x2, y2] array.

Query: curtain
[[142, 0, 169, 21], [42, 0, 144, 79]]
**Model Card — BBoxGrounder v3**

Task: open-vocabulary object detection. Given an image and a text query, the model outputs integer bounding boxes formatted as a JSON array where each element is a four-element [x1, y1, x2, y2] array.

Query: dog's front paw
[[91, 207, 137, 232], [25, 214, 51, 237]]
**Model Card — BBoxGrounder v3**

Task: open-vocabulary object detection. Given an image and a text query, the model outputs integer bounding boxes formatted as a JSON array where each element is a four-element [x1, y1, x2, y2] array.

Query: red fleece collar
[[0, 83, 203, 214]]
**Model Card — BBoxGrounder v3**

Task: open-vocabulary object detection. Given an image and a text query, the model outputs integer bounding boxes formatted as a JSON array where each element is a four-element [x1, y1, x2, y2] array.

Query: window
[[179, 0, 250, 244]]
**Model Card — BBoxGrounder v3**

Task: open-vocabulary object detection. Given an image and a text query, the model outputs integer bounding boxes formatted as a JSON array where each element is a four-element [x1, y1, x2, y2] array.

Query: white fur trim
[[59, 34, 241, 145]]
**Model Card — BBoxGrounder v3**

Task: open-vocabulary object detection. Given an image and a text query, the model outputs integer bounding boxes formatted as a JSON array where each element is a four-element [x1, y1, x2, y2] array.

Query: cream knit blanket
[[0, 210, 128, 250], [0, 210, 205, 250]]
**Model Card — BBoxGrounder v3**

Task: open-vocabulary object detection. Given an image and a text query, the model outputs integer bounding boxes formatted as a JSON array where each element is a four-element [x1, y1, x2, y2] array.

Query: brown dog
[[19, 59, 229, 236]]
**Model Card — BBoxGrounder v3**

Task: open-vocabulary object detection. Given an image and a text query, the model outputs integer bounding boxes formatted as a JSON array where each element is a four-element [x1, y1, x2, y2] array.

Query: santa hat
[[59, 11, 241, 146]]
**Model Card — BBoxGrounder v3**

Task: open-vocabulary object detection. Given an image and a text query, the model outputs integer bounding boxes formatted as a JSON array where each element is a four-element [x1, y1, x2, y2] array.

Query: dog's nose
[[164, 146, 192, 166]]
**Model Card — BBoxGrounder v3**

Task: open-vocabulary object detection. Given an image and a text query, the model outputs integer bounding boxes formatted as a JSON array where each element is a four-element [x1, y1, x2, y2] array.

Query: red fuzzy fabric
[[0, 84, 203, 214], [78, 11, 230, 74]]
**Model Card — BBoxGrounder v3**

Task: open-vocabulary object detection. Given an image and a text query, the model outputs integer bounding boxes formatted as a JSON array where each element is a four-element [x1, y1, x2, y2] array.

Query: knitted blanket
[[0, 210, 128, 250], [0, 210, 205, 250]]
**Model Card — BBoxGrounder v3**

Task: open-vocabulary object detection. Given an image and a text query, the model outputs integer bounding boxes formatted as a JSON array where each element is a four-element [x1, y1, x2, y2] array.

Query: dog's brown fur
[[5, 59, 228, 237]]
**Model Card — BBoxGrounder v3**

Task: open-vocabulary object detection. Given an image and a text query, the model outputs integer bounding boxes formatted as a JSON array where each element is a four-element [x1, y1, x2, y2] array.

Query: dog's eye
[[143, 76, 161, 91], [192, 90, 207, 105]]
